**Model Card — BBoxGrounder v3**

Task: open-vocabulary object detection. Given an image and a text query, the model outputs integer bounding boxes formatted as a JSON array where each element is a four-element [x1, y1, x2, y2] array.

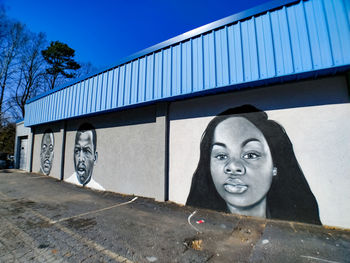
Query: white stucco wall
[[169, 76, 350, 228]]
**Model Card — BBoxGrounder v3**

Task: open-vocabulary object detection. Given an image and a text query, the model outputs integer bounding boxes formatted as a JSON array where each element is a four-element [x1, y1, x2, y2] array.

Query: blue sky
[[3, 0, 270, 70]]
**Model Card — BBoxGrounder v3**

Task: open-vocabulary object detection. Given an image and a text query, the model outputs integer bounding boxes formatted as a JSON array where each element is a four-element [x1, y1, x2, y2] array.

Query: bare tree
[[0, 16, 27, 122], [75, 61, 97, 79], [0, 6, 95, 122], [10, 32, 47, 118]]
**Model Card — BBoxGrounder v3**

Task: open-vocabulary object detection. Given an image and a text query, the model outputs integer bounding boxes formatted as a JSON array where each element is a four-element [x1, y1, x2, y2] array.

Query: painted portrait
[[40, 129, 54, 175], [66, 123, 104, 190], [186, 105, 321, 225]]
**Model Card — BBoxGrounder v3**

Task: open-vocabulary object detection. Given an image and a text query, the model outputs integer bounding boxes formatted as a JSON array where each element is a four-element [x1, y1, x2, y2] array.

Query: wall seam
[[29, 127, 35, 173], [60, 120, 67, 181], [164, 102, 170, 201]]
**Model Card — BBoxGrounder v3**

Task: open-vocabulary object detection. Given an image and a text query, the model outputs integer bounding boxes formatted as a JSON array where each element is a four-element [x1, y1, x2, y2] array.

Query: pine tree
[[41, 41, 80, 90]]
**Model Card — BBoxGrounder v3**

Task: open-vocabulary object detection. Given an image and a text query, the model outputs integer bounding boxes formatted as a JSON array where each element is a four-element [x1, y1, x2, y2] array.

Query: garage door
[[19, 137, 28, 170]]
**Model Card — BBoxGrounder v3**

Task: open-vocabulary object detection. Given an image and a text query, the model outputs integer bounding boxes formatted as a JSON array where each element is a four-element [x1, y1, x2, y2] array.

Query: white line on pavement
[[51, 197, 138, 224], [300, 255, 341, 263], [187, 210, 202, 233]]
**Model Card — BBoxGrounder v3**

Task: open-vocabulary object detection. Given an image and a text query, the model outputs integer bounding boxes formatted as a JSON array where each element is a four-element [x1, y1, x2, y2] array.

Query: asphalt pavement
[[0, 170, 349, 263]]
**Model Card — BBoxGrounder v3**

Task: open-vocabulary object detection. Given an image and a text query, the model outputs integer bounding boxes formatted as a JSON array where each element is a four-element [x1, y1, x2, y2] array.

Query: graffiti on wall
[[40, 129, 54, 175], [66, 123, 105, 190], [186, 105, 321, 225]]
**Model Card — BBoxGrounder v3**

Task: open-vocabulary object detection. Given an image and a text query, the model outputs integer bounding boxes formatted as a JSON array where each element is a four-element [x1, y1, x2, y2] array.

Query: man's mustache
[[41, 156, 51, 162]]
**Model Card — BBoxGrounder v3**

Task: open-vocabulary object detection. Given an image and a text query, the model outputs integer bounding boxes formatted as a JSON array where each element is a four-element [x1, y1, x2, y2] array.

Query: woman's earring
[[273, 167, 278, 176]]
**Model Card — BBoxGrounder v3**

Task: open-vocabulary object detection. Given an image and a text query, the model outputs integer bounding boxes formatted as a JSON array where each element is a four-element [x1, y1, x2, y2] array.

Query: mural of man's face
[[40, 132, 54, 175], [74, 130, 97, 185]]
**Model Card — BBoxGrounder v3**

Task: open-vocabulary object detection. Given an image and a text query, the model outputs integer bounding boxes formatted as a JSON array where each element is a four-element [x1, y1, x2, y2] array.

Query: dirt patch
[[65, 217, 97, 230], [232, 222, 264, 244], [184, 237, 203, 251], [25, 219, 51, 229], [38, 243, 50, 249], [198, 219, 266, 262], [6, 205, 25, 215], [18, 200, 36, 208]]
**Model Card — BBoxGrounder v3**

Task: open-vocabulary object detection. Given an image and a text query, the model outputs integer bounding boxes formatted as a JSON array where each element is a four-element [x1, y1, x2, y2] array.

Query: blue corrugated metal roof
[[25, 0, 350, 126]]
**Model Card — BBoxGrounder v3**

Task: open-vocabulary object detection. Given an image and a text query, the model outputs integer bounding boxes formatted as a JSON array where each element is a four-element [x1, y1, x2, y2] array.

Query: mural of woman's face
[[210, 117, 274, 213], [40, 132, 54, 175]]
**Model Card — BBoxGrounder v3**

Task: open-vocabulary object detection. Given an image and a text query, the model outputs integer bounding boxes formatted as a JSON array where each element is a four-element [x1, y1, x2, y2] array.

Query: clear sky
[[3, 0, 271, 70]]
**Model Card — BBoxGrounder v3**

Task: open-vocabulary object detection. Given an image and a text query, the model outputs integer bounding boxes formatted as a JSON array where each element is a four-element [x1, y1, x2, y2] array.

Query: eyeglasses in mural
[[66, 123, 104, 191], [40, 129, 54, 175], [186, 105, 321, 225]]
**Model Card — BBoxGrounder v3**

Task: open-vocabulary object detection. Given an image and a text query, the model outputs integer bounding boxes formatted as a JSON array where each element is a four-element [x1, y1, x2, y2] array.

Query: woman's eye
[[215, 154, 228, 160], [242, 152, 260, 159]]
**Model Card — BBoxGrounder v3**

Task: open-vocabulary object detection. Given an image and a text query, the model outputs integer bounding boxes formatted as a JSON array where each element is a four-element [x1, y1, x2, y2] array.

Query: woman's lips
[[224, 178, 248, 194]]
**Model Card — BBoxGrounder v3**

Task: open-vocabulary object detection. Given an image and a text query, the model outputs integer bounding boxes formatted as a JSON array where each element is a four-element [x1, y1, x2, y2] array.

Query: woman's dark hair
[[186, 105, 321, 225]]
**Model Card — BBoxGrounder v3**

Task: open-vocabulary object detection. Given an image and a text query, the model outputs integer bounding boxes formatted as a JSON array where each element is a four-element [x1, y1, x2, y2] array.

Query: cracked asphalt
[[0, 170, 349, 263]]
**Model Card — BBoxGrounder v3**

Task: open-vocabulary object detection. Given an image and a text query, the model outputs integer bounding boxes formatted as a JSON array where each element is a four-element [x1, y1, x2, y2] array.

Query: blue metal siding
[[203, 33, 215, 90], [138, 58, 146, 103], [111, 68, 118, 108], [62, 87, 67, 118], [304, 0, 331, 68], [172, 45, 181, 96], [56, 90, 61, 120], [162, 48, 172, 97], [130, 60, 138, 104], [49, 93, 55, 121], [25, 0, 350, 126], [192, 36, 203, 92], [67, 85, 73, 118], [154, 51, 162, 99], [123, 63, 130, 106], [106, 70, 113, 109], [100, 73, 106, 111], [228, 22, 245, 84], [74, 82, 80, 116], [181, 41, 191, 94], [81, 79, 87, 115], [118, 64, 125, 106]]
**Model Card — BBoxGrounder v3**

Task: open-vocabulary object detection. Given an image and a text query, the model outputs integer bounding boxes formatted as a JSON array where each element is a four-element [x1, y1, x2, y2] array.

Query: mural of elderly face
[[74, 124, 98, 186], [210, 117, 276, 217], [40, 130, 54, 175]]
